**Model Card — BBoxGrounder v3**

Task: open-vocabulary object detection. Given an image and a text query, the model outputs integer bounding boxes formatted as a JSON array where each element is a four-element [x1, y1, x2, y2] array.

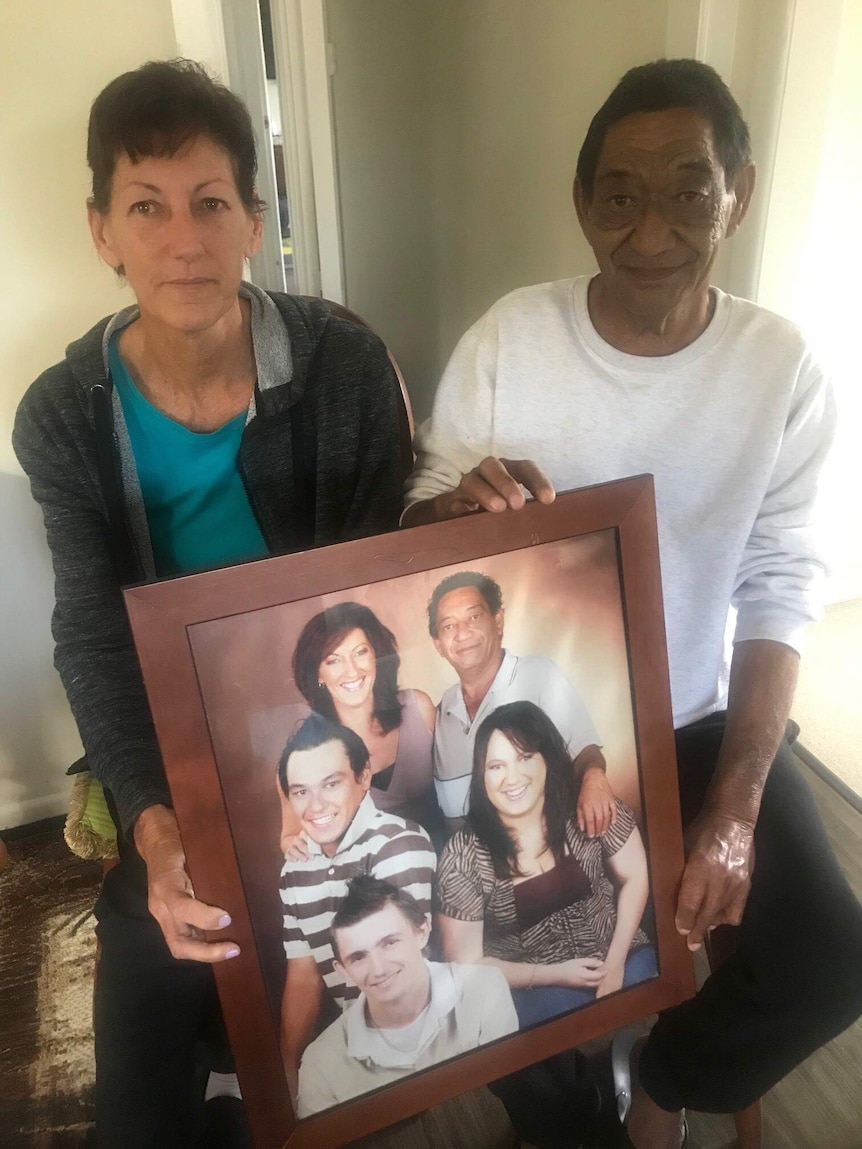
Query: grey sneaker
[[609, 1030, 687, 1147], [610, 1028, 639, 1124]]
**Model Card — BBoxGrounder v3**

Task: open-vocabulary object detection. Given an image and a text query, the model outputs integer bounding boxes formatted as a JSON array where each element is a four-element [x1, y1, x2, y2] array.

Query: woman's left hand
[[595, 957, 625, 999], [577, 766, 617, 837]]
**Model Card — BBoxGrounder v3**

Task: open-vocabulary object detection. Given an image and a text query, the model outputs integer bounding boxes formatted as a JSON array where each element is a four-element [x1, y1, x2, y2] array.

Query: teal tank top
[[109, 337, 269, 576]]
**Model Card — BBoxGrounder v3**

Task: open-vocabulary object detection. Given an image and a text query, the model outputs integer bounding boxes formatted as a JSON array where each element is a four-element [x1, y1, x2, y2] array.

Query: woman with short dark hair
[[436, 701, 656, 1027], [13, 58, 404, 1147]]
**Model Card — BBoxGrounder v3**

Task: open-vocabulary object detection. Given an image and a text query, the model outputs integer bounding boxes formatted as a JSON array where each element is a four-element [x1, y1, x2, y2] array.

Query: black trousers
[[93, 855, 237, 1149], [641, 712, 862, 1113], [492, 713, 862, 1142]]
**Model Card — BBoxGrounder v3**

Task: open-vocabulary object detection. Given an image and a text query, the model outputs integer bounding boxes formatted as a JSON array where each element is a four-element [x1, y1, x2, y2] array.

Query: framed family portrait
[[125, 474, 695, 1149]]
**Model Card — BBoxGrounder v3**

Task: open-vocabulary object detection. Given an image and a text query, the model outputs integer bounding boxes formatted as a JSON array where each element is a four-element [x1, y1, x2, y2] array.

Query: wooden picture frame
[[125, 474, 695, 1149]]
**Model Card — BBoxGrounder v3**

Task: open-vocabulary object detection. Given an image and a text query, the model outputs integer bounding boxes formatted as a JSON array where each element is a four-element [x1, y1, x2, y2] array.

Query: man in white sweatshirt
[[405, 58, 862, 1149]]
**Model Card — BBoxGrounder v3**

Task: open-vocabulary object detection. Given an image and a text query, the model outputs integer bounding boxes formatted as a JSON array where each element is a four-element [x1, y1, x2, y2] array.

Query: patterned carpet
[[0, 819, 100, 1149]]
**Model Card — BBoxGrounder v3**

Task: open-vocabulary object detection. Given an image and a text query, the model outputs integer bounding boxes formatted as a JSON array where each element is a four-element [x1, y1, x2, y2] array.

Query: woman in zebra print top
[[435, 700, 656, 1027]]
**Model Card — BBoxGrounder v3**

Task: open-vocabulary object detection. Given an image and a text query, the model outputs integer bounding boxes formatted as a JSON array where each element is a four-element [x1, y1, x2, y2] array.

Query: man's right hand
[[134, 804, 240, 963], [403, 457, 555, 526]]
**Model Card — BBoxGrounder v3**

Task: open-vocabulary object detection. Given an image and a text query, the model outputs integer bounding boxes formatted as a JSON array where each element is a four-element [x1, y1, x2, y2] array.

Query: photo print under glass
[[186, 529, 657, 1118]]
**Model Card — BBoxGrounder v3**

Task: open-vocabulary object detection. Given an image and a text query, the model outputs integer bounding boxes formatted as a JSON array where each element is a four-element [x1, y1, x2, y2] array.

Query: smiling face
[[88, 134, 262, 333], [333, 902, 431, 1016], [432, 587, 504, 680], [284, 739, 371, 856], [317, 628, 377, 714], [575, 107, 753, 327], [483, 728, 548, 823]]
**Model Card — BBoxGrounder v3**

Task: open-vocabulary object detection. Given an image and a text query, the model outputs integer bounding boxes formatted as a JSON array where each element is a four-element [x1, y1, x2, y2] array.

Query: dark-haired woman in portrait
[[282, 601, 441, 842], [436, 700, 655, 1027]]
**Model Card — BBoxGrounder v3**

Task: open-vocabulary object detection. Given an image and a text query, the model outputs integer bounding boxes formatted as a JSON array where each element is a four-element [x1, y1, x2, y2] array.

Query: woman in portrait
[[283, 601, 441, 839], [436, 700, 656, 1027]]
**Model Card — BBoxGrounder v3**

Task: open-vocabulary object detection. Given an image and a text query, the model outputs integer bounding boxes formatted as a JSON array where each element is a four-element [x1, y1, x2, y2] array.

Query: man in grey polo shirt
[[427, 571, 616, 832], [277, 714, 436, 1100], [298, 876, 517, 1116]]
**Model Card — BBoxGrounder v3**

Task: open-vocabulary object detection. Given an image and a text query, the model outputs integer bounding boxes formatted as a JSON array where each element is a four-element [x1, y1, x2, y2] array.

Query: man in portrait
[[404, 57, 862, 1149], [277, 714, 437, 1099], [297, 876, 518, 1116], [427, 570, 616, 833]]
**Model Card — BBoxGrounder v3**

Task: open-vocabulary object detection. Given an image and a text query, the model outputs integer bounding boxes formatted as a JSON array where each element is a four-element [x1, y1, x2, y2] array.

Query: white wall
[[0, 2, 177, 829], [793, 598, 862, 798], [171, 0, 230, 80], [325, 0, 442, 414], [711, 0, 795, 300], [429, 0, 671, 397], [327, 0, 672, 420], [756, 0, 862, 602]]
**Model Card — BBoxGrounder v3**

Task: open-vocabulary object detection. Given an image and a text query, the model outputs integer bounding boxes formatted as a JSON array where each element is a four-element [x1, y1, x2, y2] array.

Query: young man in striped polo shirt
[[277, 713, 436, 1100]]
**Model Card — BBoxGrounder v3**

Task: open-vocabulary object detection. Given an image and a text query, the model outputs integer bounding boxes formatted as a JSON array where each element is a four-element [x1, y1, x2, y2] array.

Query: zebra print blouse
[[435, 801, 650, 964]]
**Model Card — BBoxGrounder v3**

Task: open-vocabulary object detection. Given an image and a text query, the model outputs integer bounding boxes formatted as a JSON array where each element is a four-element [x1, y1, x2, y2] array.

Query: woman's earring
[[318, 681, 325, 689]]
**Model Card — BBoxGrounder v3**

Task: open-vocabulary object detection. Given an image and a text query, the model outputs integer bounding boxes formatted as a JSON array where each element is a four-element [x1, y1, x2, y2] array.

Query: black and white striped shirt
[[280, 794, 436, 1008]]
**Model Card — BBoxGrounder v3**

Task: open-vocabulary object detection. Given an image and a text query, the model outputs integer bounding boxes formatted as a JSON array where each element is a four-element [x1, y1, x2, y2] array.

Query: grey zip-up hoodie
[[14, 286, 405, 838]]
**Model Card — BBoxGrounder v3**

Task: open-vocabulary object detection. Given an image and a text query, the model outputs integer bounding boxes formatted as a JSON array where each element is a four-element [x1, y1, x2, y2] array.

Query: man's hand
[[577, 763, 617, 837], [280, 830, 310, 862], [134, 804, 240, 963], [403, 458, 555, 526], [283, 1061, 300, 1109], [673, 641, 795, 952], [675, 810, 755, 951]]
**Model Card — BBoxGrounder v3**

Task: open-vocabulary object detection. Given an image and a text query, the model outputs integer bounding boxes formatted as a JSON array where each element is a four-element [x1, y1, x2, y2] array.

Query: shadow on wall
[[0, 471, 81, 830]]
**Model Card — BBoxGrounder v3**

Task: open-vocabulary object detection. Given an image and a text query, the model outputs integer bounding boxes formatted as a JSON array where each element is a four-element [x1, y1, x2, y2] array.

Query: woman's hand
[[134, 804, 240, 963], [555, 956, 606, 988], [595, 957, 625, 998], [281, 830, 311, 862]]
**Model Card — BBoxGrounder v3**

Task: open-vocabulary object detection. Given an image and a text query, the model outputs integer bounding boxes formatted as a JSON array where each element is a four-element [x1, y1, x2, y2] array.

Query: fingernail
[[218, 914, 232, 928], [688, 941, 702, 952], [225, 947, 241, 959], [677, 926, 690, 935]]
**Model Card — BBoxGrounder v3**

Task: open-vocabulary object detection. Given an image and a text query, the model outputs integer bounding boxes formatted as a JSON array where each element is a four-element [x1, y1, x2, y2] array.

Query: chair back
[[303, 297, 415, 482]]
